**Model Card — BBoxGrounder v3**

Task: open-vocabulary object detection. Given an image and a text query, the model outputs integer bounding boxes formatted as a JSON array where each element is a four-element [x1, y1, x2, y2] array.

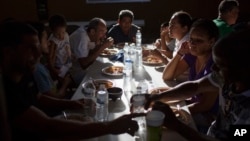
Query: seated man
[[107, 9, 140, 44], [0, 21, 143, 140], [70, 17, 114, 85], [213, 0, 239, 37]]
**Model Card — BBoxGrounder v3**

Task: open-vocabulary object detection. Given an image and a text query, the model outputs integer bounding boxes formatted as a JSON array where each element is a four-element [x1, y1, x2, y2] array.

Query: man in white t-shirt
[[70, 18, 114, 84]]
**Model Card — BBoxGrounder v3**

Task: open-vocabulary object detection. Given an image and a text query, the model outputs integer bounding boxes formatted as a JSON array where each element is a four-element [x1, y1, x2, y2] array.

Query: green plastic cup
[[146, 110, 165, 141]]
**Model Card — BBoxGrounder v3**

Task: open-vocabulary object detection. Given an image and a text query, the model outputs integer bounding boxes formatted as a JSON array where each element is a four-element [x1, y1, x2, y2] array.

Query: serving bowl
[[107, 87, 123, 101]]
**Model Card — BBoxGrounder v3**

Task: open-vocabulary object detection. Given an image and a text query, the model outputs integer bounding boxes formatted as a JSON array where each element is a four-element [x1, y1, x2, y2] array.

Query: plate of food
[[149, 87, 170, 94], [102, 66, 123, 76], [82, 79, 115, 91], [143, 55, 163, 66], [100, 49, 118, 57]]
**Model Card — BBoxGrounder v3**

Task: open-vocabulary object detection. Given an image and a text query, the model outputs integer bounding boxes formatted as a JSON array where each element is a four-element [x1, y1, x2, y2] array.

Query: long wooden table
[[71, 56, 196, 141]]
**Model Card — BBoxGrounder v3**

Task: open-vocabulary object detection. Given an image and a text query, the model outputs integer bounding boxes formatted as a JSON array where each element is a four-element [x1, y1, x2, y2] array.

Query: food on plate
[[143, 55, 163, 64], [100, 49, 117, 56], [102, 66, 123, 76], [94, 80, 114, 89], [82, 79, 114, 91]]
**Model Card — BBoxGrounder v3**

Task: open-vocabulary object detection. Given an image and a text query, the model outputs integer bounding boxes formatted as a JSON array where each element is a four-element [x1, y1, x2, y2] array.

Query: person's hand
[[154, 39, 161, 49], [177, 41, 190, 56], [160, 29, 169, 38], [102, 37, 114, 49], [152, 101, 180, 130], [109, 113, 146, 136], [144, 93, 160, 110], [129, 94, 160, 112]]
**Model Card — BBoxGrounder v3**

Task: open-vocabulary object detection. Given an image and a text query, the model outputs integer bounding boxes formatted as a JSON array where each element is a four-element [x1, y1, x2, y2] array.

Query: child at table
[[154, 21, 175, 59], [48, 14, 72, 81], [30, 21, 73, 99]]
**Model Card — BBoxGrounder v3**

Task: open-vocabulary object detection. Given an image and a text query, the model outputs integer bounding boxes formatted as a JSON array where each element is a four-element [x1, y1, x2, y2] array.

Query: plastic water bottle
[[132, 86, 145, 113], [136, 29, 142, 47], [124, 58, 133, 77], [123, 57, 133, 102], [132, 86, 146, 130], [137, 80, 148, 94], [123, 42, 129, 63], [95, 84, 109, 122], [123, 43, 133, 78], [135, 30, 142, 68], [128, 44, 136, 68]]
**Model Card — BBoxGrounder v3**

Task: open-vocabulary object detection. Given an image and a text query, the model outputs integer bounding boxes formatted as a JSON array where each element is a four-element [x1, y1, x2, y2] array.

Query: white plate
[[102, 66, 123, 76], [82, 79, 115, 90], [100, 49, 118, 57], [143, 55, 163, 66]]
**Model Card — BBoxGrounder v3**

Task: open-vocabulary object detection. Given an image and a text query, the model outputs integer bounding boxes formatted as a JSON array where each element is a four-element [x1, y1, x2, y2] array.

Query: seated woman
[[162, 19, 220, 132], [154, 21, 175, 59], [147, 11, 192, 65]]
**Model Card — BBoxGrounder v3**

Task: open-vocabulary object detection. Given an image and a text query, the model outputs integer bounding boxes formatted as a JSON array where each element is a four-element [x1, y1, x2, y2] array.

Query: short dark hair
[[118, 9, 134, 21], [0, 21, 37, 60], [172, 11, 192, 30], [49, 14, 67, 31], [86, 17, 106, 33], [191, 18, 219, 41], [218, 0, 239, 14]]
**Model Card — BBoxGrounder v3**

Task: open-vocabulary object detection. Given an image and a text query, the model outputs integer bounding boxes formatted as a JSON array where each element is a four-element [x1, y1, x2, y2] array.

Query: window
[[86, 0, 150, 4]]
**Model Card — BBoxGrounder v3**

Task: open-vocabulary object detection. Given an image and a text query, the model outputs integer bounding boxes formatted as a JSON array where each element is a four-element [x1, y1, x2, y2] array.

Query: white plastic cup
[[146, 110, 165, 141]]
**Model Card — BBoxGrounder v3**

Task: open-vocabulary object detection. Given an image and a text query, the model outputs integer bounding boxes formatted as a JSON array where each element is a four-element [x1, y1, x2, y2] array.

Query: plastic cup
[[146, 110, 165, 141]]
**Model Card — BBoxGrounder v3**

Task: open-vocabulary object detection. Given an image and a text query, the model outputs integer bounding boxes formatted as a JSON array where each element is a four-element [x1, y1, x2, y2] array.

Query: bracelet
[[177, 52, 184, 56]]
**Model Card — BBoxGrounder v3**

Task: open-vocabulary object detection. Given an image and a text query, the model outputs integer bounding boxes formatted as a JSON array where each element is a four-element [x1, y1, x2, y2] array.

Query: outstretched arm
[[152, 101, 220, 141], [146, 74, 218, 109], [14, 106, 145, 140]]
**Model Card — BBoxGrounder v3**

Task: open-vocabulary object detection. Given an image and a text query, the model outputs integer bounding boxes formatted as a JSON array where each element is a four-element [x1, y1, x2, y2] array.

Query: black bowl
[[107, 87, 123, 101]]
